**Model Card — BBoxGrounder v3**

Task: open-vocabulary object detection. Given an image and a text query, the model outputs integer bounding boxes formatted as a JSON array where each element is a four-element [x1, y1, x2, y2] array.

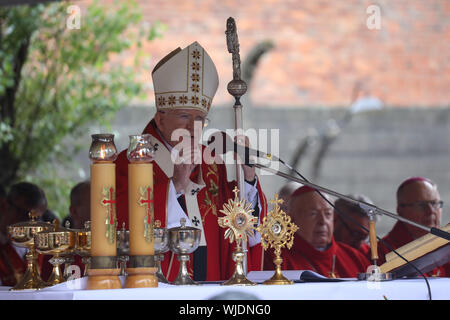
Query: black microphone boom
[[206, 130, 278, 166]]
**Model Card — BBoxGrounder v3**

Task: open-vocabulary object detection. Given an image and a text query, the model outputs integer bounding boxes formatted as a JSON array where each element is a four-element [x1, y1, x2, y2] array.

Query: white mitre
[[152, 41, 219, 115]]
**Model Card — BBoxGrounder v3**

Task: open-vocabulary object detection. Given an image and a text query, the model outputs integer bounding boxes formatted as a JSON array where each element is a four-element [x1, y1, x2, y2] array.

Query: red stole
[[264, 234, 370, 278], [377, 221, 449, 277], [115, 119, 267, 281], [0, 242, 26, 286]]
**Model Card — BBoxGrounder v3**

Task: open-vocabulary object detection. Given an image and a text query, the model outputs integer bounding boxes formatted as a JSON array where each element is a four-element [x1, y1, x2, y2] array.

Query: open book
[[379, 224, 450, 277]]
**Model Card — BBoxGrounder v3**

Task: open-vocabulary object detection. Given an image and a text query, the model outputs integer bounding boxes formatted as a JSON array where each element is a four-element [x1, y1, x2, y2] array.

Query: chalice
[[116, 222, 130, 276], [168, 218, 201, 285], [154, 221, 169, 283], [74, 221, 91, 276], [7, 211, 55, 290], [34, 227, 77, 286]]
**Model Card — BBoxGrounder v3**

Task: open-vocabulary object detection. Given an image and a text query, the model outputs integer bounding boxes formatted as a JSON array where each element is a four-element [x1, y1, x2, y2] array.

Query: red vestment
[[115, 120, 267, 281], [375, 221, 449, 277], [264, 234, 370, 278], [0, 242, 26, 286], [359, 242, 371, 257]]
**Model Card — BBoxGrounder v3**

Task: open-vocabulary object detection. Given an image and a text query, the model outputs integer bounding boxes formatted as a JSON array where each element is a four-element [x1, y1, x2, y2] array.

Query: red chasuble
[[0, 242, 26, 286], [375, 221, 449, 277], [359, 243, 371, 257], [264, 234, 370, 278], [115, 119, 267, 282]]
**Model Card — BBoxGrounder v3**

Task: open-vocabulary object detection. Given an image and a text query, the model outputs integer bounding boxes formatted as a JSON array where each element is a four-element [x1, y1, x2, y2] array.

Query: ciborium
[[7, 211, 55, 290], [218, 187, 258, 286], [256, 193, 298, 285], [154, 221, 169, 283], [168, 218, 201, 285], [34, 224, 77, 286]]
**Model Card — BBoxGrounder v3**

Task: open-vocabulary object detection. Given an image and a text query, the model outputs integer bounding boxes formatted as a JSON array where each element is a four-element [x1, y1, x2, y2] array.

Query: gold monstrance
[[218, 187, 258, 286], [257, 193, 298, 285]]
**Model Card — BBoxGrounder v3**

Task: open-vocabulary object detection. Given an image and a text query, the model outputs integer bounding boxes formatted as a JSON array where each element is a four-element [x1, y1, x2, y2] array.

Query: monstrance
[[218, 186, 258, 286], [256, 193, 298, 285]]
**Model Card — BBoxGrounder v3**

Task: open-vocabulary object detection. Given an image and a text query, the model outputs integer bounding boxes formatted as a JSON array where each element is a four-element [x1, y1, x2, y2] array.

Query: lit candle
[[87, 133, 121, 290], [127, 134, 155, 255], [125, 134, 157, 288], [89, 135, 118, 256]]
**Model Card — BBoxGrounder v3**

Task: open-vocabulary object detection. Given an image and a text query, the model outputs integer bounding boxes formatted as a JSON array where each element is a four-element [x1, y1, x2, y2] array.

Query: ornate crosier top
[[257, 193, 298, 256], [218, 186, 258, 244], [225, 17, 241, 81]]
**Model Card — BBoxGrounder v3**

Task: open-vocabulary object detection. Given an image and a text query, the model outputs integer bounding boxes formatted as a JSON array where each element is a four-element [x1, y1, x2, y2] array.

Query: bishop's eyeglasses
[[399, 200, 444, 211]]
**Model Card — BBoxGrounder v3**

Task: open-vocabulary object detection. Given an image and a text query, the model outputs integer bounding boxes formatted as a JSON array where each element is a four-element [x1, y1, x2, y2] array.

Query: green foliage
[[0, 0, 164, 218]]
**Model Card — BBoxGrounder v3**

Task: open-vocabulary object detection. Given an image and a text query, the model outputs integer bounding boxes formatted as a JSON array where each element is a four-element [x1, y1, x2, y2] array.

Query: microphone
[[206, 131, 278, 166]]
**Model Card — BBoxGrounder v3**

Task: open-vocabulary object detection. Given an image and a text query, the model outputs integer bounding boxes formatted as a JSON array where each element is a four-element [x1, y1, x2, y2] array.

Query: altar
[[1, 276, 449, 300]]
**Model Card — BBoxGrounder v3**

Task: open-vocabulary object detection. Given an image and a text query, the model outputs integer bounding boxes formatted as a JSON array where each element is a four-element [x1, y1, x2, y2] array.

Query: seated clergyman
[[264, 186, 370, 278], [376, 177, 449, 277]]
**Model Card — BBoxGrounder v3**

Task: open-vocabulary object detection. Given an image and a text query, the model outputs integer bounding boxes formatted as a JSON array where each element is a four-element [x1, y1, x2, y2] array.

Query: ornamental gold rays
[[218, 186, 258, 286]]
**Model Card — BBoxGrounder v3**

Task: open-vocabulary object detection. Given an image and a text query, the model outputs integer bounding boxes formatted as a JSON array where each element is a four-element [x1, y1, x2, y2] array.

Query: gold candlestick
[[86, 134, 121, 290], [125, 134, 158, 288], [256, 193, 298, 285], [218, 187, 258, 286]]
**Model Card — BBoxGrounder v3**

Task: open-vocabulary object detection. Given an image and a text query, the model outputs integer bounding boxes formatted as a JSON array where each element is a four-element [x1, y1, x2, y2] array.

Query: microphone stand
[[252, 162, 450, 242], [251, 162, 450, 284]]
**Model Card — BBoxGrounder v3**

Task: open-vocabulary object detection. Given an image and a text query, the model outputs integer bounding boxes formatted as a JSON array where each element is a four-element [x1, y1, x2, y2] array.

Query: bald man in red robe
[[376, 177, 449, 277], [115, 42, 267, 282], [264, 186, 370, 278]]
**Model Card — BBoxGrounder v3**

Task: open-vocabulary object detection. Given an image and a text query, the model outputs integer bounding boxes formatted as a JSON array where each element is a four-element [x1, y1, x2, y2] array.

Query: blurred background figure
[[62, 181, 90, 229], [0, 182, 48, 286], [0, 185, 6, 215], [333, 194, 374, 256], [277, 181, 302, 213]]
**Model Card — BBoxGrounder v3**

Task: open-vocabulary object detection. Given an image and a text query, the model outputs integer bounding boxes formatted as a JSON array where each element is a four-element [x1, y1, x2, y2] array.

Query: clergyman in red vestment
[[376, 177, 449, 277], [115, 42, 267, 282], [264, 186, 370, 278]]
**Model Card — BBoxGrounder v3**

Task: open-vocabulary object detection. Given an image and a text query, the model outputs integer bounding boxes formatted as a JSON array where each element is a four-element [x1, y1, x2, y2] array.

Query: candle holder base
[[125, 267, 158, 288], [10, 248, 48, 291], [46, 255, 67, 286], [263, 268, 293, 285], [86, 268, 121, 290], [221, 248, 256, 286]]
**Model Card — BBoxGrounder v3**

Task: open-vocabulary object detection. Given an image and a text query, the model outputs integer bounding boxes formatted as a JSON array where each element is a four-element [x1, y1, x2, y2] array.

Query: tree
[[0, 0, 164, 217]]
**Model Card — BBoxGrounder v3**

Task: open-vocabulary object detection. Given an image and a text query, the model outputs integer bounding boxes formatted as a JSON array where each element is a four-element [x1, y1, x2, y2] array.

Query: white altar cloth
[[0, 275, 449, 300]]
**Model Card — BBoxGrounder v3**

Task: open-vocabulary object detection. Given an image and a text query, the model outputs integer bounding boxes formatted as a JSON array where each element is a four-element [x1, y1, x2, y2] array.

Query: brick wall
[[79, 0, 450, 108]]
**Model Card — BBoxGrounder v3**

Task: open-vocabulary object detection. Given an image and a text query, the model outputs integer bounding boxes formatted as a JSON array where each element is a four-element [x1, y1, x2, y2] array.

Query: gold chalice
[[34, 227, 77, 286], [7, 211, 55, 290], [74, 221, 91, 276]]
